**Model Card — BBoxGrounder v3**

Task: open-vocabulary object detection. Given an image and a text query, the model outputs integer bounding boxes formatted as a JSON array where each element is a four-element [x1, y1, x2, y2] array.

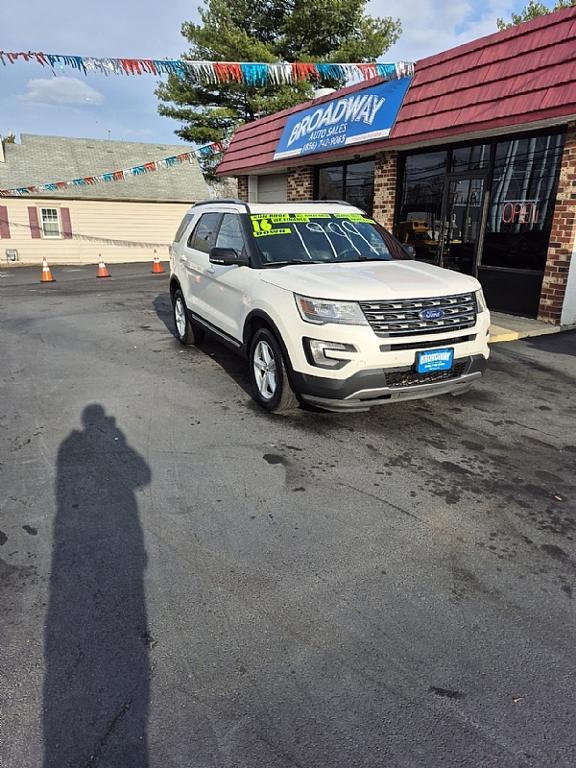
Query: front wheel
[[249, 328, 298, 414]]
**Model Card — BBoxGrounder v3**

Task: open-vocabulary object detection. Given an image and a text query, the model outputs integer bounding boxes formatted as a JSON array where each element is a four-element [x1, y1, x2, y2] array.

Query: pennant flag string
[[0, 51, 414, 85], [0, 140, 230, 198]]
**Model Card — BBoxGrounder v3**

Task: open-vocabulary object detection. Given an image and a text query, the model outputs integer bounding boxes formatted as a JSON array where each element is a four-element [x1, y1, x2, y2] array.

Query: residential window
[[41, 208, 61, 238]]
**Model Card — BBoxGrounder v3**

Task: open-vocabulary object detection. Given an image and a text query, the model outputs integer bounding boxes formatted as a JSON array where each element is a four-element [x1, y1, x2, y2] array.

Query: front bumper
[[292, 354, 487, 412]]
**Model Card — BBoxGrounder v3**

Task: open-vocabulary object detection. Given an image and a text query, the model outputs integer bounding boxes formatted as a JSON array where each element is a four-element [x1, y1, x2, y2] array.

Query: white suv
[[169, 200, 490, 413]]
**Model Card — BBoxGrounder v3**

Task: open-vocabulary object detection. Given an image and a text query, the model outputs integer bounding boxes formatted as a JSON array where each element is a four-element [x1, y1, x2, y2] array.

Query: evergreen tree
[[497, 0, 574, 31], [156, 0, 402, 176]]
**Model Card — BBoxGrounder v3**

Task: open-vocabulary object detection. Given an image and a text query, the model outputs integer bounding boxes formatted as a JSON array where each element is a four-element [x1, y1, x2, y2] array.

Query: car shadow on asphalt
[[152, 294, 175, 335], [43, 404, 151, 768], [153, 292, 254, 398]]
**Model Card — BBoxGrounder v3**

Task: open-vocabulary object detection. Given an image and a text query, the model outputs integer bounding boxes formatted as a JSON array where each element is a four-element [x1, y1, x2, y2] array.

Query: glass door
[[438, 176, 486, 275]]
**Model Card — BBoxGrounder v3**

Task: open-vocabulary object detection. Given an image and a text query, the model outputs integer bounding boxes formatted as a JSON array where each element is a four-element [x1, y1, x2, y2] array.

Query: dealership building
[[218, 7, 576, 325]]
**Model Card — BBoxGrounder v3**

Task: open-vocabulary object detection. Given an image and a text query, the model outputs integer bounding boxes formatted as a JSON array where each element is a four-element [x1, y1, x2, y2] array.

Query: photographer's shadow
[[43, 405, 151, 768]]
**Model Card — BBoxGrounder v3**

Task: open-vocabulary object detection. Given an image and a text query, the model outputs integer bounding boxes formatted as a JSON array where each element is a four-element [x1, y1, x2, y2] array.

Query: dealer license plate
[[416, 348, 454, 373]]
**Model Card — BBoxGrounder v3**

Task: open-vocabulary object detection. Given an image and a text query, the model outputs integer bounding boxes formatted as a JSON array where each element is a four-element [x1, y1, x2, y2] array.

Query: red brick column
[[372, 152, 398, 231], [538, 124, 576, 324], [287, 167, 314, 200], [237, 175, 249, 201]]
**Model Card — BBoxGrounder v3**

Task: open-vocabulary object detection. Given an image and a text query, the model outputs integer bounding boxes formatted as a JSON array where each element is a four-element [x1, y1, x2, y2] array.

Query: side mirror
[[402, 244, 416, 259], [209, 247, 249, 267]]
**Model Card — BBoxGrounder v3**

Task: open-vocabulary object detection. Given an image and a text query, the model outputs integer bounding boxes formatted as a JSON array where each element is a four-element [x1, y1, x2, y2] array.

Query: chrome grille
[[359, 293, 477, 338]]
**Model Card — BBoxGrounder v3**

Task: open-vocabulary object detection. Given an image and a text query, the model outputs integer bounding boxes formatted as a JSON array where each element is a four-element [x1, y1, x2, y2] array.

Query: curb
[[489, 326, 520, 344]]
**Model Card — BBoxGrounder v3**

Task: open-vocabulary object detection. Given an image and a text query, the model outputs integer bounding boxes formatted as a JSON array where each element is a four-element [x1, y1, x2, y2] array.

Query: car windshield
[[248, 213, 406, 265]]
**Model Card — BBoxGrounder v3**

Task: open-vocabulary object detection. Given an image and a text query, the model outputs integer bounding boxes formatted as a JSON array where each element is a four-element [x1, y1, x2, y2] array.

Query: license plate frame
[[416, 347, 454, 374]]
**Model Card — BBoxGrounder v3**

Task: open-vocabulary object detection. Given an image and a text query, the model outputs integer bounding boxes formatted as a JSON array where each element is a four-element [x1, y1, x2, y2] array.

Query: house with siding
[[0, 134, 209, 265]]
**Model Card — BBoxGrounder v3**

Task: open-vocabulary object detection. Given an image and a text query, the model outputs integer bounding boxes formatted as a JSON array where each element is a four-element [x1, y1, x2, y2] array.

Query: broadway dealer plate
[[416, 348, 454, 374]]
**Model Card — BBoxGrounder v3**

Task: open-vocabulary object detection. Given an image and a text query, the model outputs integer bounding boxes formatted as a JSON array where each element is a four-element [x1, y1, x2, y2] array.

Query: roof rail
[[191, 198, 358, 212], [193, 198, 251, 212], [276, 199, 355, 206]]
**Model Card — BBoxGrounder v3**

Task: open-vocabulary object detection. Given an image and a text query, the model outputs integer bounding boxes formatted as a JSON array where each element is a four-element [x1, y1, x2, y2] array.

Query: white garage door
[[257, 174, 288, 202]]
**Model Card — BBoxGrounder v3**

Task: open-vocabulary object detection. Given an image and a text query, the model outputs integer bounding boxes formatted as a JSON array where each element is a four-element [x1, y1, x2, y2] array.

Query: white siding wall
[[0, 197, 191, 265]]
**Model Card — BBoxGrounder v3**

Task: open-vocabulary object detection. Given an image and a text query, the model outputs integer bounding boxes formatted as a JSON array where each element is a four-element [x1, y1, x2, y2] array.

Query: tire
[[172, 289, 204, 346], [249, 328, 299, 414]]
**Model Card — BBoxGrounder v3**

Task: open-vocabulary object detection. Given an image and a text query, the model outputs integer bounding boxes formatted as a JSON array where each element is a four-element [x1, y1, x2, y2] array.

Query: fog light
[[305, 339, 357, 369]]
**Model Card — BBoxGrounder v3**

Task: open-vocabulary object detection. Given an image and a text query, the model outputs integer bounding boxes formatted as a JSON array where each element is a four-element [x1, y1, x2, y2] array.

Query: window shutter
[[61, 208, 73, 239], [28, 207, 41, 238], [0, 205, 10, 239]]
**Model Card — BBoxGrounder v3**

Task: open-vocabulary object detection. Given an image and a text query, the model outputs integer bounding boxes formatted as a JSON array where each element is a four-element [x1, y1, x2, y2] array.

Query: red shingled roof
[[217, 6, 576, 176]]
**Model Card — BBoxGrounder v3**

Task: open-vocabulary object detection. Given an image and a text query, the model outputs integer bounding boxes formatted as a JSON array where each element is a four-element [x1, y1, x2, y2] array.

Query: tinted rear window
[[174, 214, 193, 243]]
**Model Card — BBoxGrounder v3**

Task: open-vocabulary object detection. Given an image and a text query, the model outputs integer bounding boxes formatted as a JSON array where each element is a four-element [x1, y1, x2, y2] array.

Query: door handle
[[207, 266, 215, 274]]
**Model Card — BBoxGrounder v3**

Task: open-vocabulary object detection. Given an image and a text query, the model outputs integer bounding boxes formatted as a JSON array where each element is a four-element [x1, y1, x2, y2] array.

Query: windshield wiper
[[260, 260, 325, 268], [354, 256, 392, 261]]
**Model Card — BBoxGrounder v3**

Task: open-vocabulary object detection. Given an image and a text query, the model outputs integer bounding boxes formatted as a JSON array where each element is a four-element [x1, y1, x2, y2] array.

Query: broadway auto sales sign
[[273, 77, 412, 161]]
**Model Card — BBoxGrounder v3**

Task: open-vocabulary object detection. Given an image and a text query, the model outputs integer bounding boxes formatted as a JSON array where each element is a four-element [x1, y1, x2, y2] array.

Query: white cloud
[[20, 77, 104, 107], [370, 0, 515, 62]]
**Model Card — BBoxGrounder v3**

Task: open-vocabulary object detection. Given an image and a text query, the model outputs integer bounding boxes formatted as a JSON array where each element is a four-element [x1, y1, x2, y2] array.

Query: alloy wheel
[[253, 340, 278, 400]]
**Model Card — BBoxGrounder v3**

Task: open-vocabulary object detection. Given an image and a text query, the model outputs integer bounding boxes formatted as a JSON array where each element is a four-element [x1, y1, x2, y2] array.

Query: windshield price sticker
[[253, 226, 292, 237], [251, 213, 379, 238], [251, 218, 293, 237], [251, 213, 330, 223], [334, 213, 375, 223]]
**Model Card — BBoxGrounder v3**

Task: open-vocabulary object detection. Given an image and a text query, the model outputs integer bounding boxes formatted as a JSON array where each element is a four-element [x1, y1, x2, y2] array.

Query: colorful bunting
[[0, 50, 414, 86], [0, 142, 228, 198]]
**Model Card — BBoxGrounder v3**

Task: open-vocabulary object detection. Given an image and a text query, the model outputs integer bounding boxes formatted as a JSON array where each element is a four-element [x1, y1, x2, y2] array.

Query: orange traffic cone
[[96, 256, 111, 279], [152, 249, 165, 274], [40, 257, 55, 283]]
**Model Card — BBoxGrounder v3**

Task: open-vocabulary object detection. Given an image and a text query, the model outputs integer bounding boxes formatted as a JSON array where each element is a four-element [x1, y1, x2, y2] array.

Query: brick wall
[[538, 124, 576, 324], [287, 167, 314, 200], [372, 152, 398, 231], [237, 175, 249, 201]]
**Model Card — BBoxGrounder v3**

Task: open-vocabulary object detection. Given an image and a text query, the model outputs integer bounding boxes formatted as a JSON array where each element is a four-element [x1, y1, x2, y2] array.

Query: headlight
[[475, 289, 487, 313], [295, 294, 368, 325]]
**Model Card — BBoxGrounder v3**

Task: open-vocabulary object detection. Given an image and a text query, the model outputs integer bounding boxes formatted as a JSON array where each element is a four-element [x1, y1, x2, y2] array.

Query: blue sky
[[1, 0, 527, 147]]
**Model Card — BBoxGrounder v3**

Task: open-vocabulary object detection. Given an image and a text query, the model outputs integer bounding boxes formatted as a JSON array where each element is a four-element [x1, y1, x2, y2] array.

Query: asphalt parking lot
[[1, 262, 575, 768]]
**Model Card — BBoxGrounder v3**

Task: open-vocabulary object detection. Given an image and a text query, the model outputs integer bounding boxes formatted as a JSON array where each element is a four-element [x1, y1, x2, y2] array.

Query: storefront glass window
[[396, 131, 565, 317], [482, 134, 565, 271], [317, 160, 374, 214], [318, 166, 344, 201], [396, 151, 447, 263], [450, 144, 490, 172], [344, 161, 375, 212]]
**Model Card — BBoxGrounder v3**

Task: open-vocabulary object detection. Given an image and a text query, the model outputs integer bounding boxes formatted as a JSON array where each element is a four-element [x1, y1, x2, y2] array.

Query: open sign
[[501, 200, 540, 225]]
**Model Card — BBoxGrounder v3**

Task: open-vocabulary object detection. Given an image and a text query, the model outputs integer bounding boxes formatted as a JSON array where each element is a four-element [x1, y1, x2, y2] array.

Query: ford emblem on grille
[[419, 308, 445, 320]]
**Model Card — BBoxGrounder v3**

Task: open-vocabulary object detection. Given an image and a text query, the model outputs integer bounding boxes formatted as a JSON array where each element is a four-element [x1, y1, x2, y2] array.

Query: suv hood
[[259, 260, 480, 300]]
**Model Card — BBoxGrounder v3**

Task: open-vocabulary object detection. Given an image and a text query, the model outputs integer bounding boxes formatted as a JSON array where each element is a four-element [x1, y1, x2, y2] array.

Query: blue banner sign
[[273, 77, 412, 161]]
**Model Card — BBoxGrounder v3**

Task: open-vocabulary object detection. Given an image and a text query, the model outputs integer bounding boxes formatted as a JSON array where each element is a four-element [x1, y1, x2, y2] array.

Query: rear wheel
[[249, 328, 298, 414], [172, 289, 204, 345]]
